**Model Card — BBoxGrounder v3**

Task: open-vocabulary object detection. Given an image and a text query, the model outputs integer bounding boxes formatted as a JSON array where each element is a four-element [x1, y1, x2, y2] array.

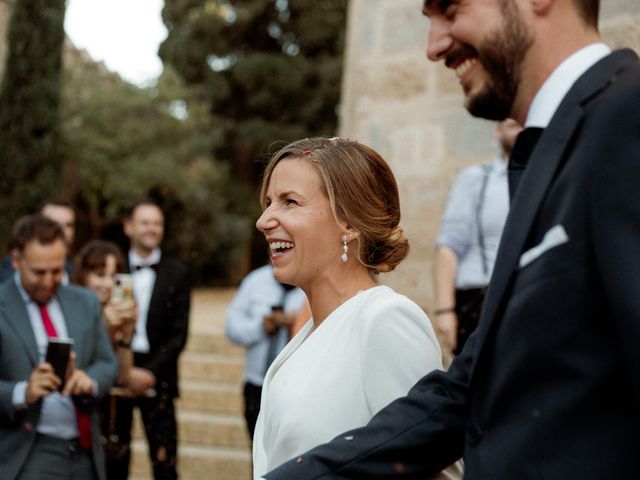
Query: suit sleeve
[[264, 324, 473, 480], [0, 381, 21, 420], [84, 292, 119, 398], [589, 71, 640, 400], [360, 298, 443, 416]]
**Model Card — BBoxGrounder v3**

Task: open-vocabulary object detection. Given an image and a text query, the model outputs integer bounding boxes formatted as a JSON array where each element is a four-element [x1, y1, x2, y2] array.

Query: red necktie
[[39, 303, 92, 449]]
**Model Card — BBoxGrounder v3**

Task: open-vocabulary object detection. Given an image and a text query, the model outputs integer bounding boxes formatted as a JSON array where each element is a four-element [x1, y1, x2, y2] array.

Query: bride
[[252, 137, 461, 479]]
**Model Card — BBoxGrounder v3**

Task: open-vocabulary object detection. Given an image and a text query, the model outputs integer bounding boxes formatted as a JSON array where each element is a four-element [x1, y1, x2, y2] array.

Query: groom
[[262, 0, 640, 478]]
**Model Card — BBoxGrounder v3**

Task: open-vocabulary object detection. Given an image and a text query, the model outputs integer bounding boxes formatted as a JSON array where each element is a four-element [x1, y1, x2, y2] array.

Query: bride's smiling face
[[256, 157, 344, 289]]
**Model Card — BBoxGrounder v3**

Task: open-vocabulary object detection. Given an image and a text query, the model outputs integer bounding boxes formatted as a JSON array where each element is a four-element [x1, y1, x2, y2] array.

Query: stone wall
[[339, 0, 640, 311]]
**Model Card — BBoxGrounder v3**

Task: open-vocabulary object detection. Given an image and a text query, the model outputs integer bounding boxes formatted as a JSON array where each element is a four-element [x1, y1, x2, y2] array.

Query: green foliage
[[0, 0, 346, 283], [60, 62, 256, 283], [158, 0, 347, 275], [159, 0, 348, 186], [0, 0, 66, 248]]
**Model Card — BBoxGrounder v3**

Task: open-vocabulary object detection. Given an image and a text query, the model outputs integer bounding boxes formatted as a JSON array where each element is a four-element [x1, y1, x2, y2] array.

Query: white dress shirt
[[526, 43, 610, 128], [129, 248, 161, 353], [11, 274, 79, 440]]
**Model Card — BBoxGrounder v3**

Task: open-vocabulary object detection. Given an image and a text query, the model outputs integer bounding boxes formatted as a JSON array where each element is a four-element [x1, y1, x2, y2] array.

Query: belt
[[36, 433, 91, 453]]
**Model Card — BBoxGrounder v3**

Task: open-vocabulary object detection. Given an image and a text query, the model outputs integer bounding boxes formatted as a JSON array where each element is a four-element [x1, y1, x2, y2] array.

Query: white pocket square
[[519, 225, 569, 268]]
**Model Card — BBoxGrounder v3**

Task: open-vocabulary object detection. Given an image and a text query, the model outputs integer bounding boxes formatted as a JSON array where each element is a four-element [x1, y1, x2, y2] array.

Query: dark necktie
[[508, 127, 544, 201], [39, 303, 93, 449]]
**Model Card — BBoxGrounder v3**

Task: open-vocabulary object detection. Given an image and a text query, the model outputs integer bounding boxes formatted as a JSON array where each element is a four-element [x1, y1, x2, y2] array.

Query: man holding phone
[[0, 214, 118, 480]]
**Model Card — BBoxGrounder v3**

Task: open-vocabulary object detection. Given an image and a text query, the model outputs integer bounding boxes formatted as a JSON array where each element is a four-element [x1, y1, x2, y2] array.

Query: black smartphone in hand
[[45, 338, 73, 390]]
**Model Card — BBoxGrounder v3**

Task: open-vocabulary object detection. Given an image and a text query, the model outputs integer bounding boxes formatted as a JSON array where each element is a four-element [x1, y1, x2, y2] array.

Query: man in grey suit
[[0, 214, 118, 480]]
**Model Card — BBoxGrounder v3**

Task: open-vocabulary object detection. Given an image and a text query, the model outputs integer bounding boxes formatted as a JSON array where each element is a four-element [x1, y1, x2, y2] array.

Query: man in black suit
[[0, 214, 118, 480], [111, 200, 191, 480], [261, 0, 640, 478]]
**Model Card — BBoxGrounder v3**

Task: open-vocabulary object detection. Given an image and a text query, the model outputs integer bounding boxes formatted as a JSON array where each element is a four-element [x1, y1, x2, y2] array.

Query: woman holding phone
[[72, 239, 137, 474]]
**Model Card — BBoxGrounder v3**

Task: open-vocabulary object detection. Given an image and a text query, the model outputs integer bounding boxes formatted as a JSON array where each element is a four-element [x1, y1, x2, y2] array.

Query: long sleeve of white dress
[[253, 285, 448, 479]]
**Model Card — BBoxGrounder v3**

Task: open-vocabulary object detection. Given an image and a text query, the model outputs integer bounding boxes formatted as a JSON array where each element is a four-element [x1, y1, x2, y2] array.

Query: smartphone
[[45, 338, 74, 390], [112, 273, 134, 301]]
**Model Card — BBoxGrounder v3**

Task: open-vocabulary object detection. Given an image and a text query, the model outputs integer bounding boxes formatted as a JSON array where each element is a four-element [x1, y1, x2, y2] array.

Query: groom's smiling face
[[423, 0, 534, 120]]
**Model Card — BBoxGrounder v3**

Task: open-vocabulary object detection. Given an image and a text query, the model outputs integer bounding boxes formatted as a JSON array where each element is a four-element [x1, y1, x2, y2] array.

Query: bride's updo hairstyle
[[260, 137, 409, 274]]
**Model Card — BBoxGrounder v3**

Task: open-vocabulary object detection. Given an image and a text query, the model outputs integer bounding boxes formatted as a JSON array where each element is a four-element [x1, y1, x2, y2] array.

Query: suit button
[[466, 423, 483, 446]]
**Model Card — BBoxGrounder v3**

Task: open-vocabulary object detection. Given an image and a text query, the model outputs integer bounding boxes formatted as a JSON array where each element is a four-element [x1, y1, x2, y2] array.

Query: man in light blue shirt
[[433, 119, 521, 354], [226, 264, 306, 439]]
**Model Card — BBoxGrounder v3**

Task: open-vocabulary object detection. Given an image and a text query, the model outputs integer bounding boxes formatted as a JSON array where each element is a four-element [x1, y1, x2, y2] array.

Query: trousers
[[16, 434, 97, 480]]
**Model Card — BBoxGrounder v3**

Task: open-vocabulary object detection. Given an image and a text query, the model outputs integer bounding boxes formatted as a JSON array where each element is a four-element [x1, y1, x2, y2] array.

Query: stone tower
[[338, 0, 640, 310]]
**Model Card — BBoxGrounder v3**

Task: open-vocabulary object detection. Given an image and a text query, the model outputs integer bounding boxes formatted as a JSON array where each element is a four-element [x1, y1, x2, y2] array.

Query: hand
[[59, 351, 94, 397], [62, 369, 94, 397], [104, 299, 137, 347], [263, 310, 295, 334], [103, 299, 137, 330], [435, 311, 458, 353], [126, 367, 156, 397], [26, 363, 60, 405]]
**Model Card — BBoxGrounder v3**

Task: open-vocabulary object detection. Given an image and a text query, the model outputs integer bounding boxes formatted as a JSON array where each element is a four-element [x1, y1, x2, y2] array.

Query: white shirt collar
[[129, 248, 161, 268], [494, 154, 508, 172], [526, 43, 611, 128], [13, 271, 58, 306]]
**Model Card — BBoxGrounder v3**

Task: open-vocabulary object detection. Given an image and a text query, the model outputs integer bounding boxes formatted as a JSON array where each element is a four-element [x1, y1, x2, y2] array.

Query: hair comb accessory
[[302, 144, 327, 158]]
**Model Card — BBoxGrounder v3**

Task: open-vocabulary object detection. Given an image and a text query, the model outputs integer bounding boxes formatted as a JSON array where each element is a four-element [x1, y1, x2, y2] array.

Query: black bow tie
[[134, 263, 159, 272], [508, 127, 545, 201]]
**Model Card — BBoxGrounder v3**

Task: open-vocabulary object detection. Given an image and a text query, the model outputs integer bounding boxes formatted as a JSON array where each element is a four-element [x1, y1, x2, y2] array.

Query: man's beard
[[466, 1, 533, 120]]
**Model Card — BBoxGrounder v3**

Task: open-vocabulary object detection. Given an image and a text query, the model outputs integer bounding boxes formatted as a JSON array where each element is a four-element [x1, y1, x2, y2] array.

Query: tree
[[159, 0, 347, 268], [0, 0, 67, 247], [59, 57, 255, 284]]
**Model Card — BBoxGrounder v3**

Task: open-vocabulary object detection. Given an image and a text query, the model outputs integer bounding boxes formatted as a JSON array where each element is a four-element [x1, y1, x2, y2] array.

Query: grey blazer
[[0, 279, 118, 480]]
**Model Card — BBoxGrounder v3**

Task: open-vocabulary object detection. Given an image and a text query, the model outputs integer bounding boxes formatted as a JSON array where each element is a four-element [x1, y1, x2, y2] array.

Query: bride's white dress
[[252, 285, 448, 479]]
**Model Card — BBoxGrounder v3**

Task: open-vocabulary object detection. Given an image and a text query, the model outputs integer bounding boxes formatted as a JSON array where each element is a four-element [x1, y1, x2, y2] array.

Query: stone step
[[129, 439, 251, 480], [177, 379, 244, 415], [180, 351, 244, 383], [127, 288, 251, 480], [186, 327, 246, 356], [132, 410, 250, 449], [189, 288, 237, 330]]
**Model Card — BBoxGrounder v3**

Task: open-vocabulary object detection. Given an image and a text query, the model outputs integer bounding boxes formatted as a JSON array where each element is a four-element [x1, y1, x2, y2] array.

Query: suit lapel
[[0, 282, 39, 365], [147, 259, 166, 322], [472, 49, 638, 365]]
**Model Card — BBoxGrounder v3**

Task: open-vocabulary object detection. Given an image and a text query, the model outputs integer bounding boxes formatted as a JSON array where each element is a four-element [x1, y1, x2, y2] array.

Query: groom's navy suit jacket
[[265, 49, 640, 479]]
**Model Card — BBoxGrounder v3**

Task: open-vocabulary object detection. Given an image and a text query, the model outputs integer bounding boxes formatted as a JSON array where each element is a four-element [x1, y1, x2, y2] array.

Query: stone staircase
[[129, 288, 252, 480]]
